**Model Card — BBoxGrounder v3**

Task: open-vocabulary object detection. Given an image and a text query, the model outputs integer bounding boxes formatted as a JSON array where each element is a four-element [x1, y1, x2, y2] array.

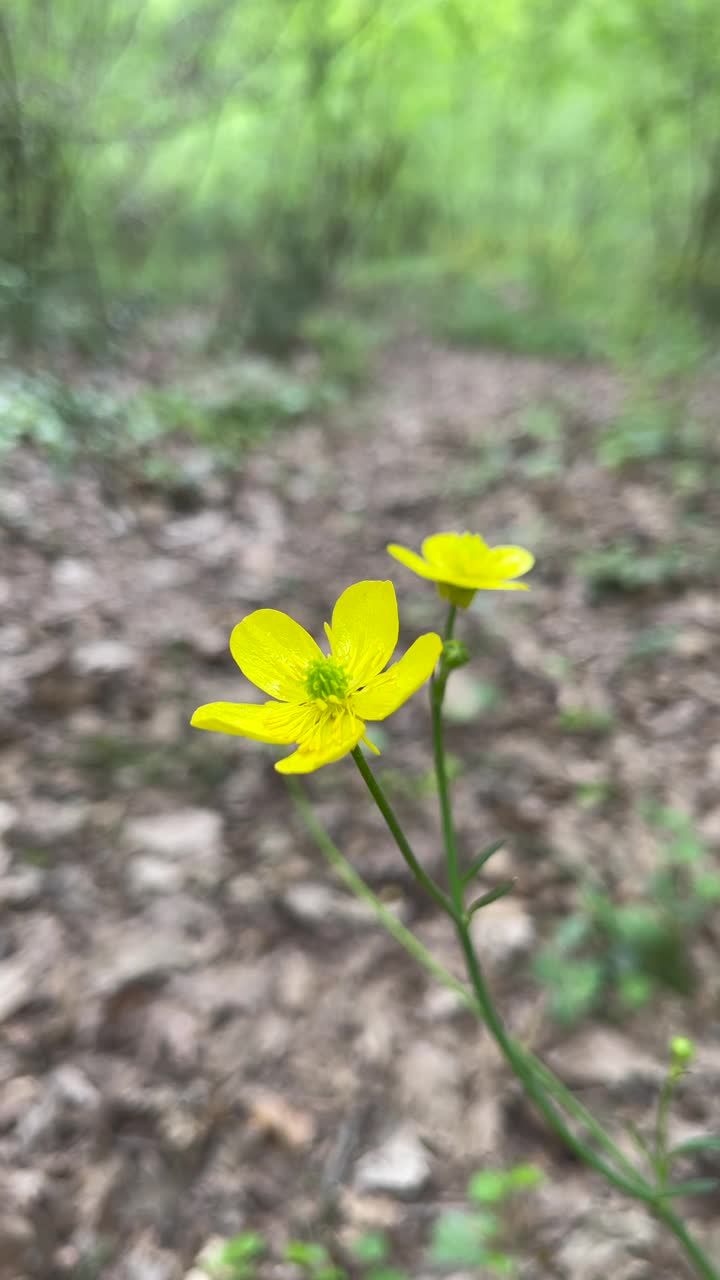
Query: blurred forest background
[[2, 4, 720, 1278], [4, 0, 720, 379]]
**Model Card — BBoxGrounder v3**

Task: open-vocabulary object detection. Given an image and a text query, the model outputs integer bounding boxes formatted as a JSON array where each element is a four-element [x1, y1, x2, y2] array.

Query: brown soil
[[1, 337, 719, 1279]]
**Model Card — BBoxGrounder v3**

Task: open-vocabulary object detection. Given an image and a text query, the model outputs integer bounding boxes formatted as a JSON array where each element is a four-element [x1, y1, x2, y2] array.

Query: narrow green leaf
[[670, 1137, 720, 1158], [467, 880, 516, 917], [461, 840, 506, 885], [659, 1178, 720, 1198]]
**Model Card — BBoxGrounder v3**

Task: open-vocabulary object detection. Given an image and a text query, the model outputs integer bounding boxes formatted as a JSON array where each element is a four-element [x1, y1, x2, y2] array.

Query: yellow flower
[[191, 580, 442, 774], [387, 531, 535, 607]]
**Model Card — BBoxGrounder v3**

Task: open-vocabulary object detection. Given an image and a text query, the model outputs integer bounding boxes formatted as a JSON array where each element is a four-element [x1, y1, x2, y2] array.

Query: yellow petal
[[275, 714, 366, 773], [485, 545, 535, 581], [327, 580, 399, 686], [230, 609, 323, 701], [390, 534, 534, 590], [422, 531, 488, 572], [386, 544, 440, 581], [191, 700, 312, 742], [351, 632, 442, 720]]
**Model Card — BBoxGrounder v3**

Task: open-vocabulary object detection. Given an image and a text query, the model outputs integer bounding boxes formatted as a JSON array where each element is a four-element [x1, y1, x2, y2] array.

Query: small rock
[[52, 1064, 101, 1113], [422, 986, 467, 1020], [17, 1065, 100, 1150], [699, 806, 720, 843], [0, 865, 44, 906], [124, 809, 225, 887], [275, 951, 315, 1011], [162, 510, 228, 550], [547, 1028, 662, 1088], [72, 640, 137, 677], [355, 1127, 431, 1197], [282, 883, 376, 927], [0, 802, 18, 836], [399, 1041, 462, 1137], [143, 1000, 202, 1073], [17, 799, 88, 845], [177, 963, 269, 1018], [470, 896, 535, 966], [0, 958, 36, 1023], [120, 1231, 181, 1280], [94, 927, 207, 997], [127, 856, 185, 896], [52, 557, 98, 592], [0, 1076, 42, 1131]]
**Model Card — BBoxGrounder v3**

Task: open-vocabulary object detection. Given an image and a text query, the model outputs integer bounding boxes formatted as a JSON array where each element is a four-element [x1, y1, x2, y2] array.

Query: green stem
[[655, 1070, 680, 1188], [453, 919, 650, 1198], [430, 603, 717, 1277], [528, 1052, 647, 1186], [353, 744, 648, 1199], [351, 746, 453, 917], [431, 604, 463, 914], [287, 776, 476, 1014], [652, 1203, 719, 1280]]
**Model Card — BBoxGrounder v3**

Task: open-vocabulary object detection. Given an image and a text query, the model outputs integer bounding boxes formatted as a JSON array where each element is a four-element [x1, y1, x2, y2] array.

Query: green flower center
[[304, 657, 350, 702]]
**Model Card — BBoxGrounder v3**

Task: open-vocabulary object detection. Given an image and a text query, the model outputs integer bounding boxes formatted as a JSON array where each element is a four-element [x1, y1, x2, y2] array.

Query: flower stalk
[[349, 600, 718, 1280]]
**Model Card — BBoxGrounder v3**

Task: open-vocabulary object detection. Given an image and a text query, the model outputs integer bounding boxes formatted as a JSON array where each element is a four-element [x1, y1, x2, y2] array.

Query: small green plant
[[535, 806, 719, 1024], [201, 1233, 266, 1279], [597, 401, 708, 469], [300, 308, 380, 389], [431, 280, 591, 359], [557, 706, 615, 737], [577, 542, 705, 599], [429, 1164, 543, 1274], [284, 1241, 345, 1280], [198, 1166, 541, 1280]]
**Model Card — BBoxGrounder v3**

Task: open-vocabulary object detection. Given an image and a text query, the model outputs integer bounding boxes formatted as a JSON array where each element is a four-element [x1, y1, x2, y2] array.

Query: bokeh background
[[1, 3, 720, 1278]]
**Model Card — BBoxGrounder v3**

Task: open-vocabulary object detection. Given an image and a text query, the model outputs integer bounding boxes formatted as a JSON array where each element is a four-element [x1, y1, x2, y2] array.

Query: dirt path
[[1, 339, 719, 1278]]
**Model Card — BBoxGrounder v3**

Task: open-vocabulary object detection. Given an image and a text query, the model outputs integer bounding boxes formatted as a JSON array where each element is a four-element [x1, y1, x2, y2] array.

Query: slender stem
[[529, 1052, 648, 1186], [351, 746, 454, 917], [291, 780, 720, 1279], [454, 923, 650, 1198], [286, 777, 477, 1013], [431, 604, 463, 913], [352, 744, 648, 1198], [652, 1203, 719, 1280], [425, 604, 718, 1279], [655, 1071, 679, 1188]]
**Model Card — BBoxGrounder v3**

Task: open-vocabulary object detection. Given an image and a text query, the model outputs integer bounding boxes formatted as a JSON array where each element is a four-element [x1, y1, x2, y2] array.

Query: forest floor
[[1, 330, 720, 1280]]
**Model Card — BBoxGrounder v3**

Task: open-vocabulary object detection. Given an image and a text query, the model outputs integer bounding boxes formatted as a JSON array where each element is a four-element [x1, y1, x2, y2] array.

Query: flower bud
[[669, 1035, 695, 1068], [443, 639, 470, 671]]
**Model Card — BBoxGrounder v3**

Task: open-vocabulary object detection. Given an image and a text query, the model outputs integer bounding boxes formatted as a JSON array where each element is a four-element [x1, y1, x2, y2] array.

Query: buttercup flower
[[387, 531, 534, 607], [191, 581, 442, 774]]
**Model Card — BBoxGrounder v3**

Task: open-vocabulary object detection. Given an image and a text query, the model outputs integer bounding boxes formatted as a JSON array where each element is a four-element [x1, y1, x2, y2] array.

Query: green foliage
[[5, 0, 720, 357], [536, 807, 717, 1025], [428, 1163, 543, 1273], [284, 1241, 345, 1280], [557, 707, 615, 737], [202, 1233, 266, 1280], [597, 402, 710, 469], [430, 282, 592, 359], [468, 1164, 544, 1203], [0, 358, 336, 466], [577, 542, 708, 599], [198, 1165, 540, 1280]]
